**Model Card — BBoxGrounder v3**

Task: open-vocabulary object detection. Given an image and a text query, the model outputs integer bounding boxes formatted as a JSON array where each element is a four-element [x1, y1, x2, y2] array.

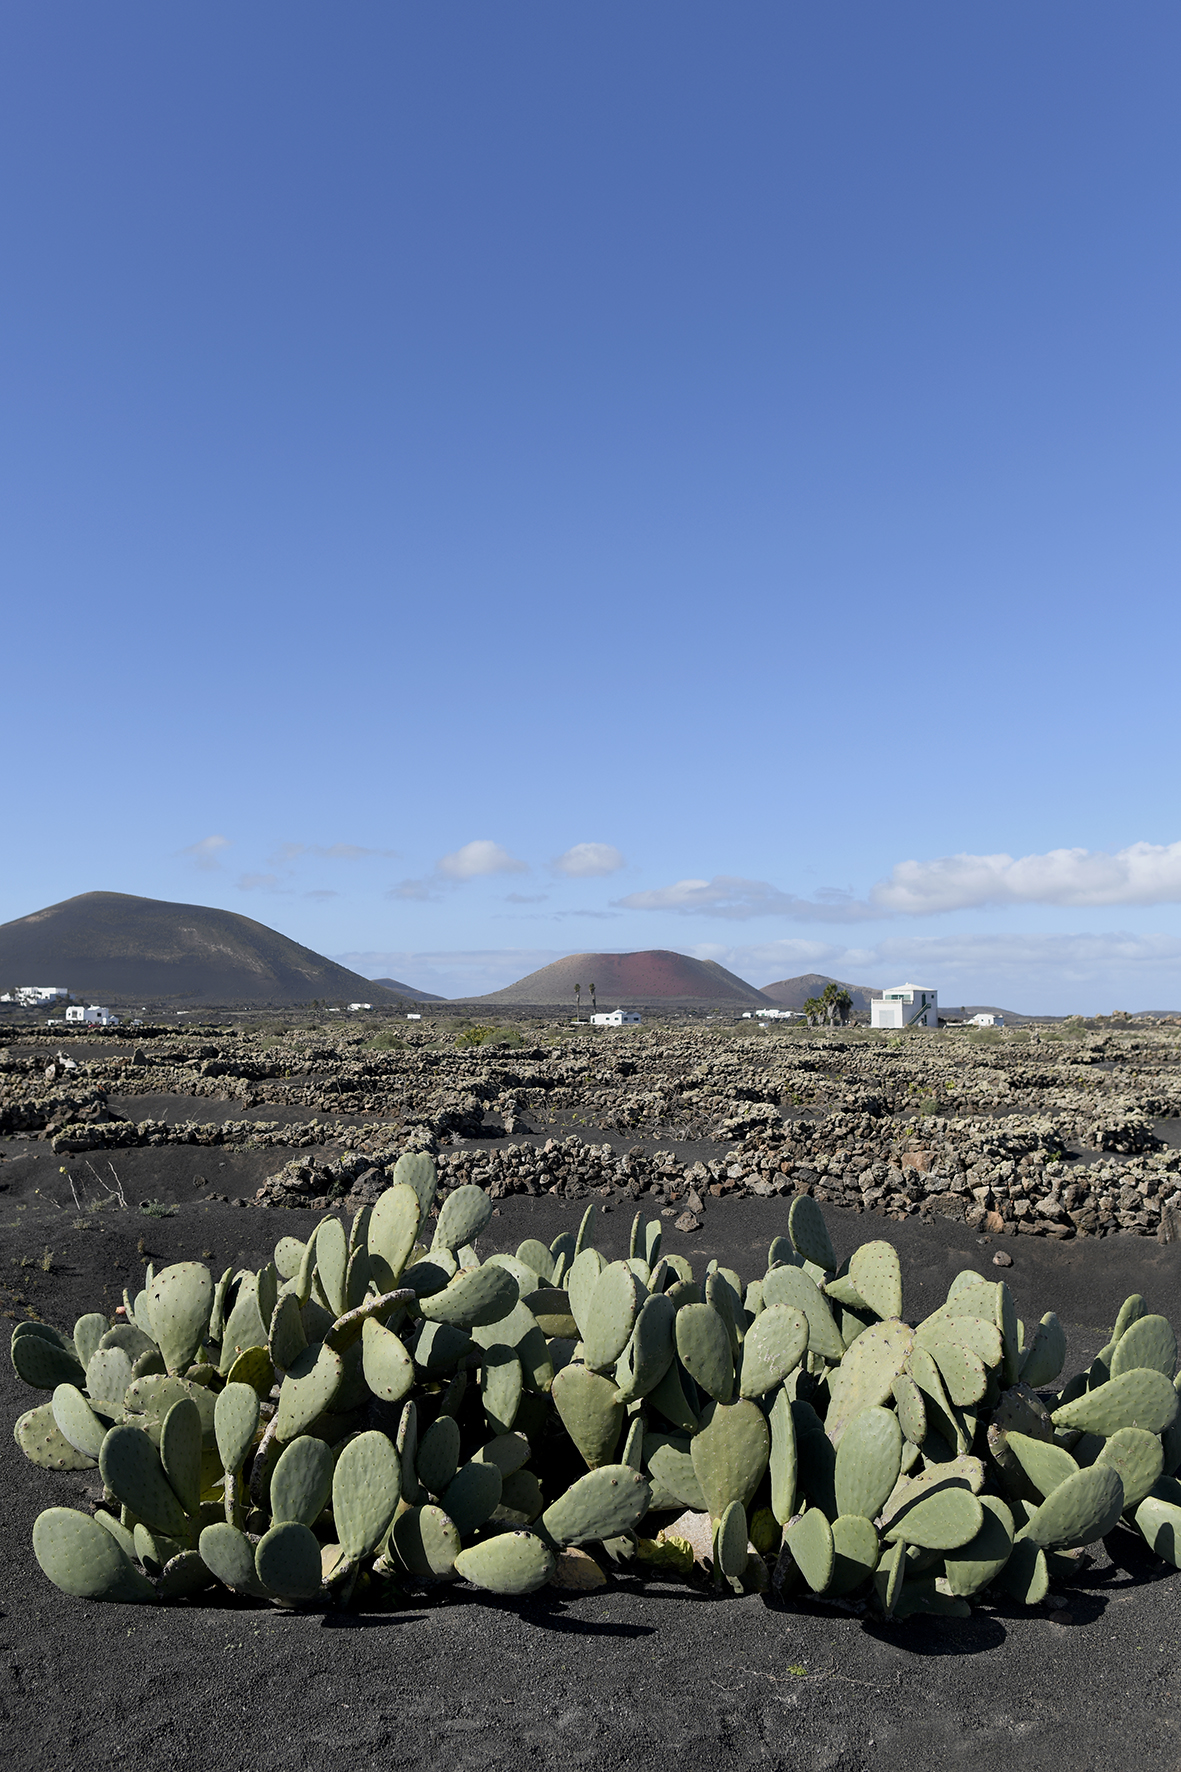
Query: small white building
[[406, 1013, 422, 1020], [969, 1012, 1004, 1028], [743, 1007, 798, 1020], [347, 1003, 373, 1012], [65, 1004, 120, 1026], [1, 985, 69, 1006], [871, 984, 938, 1030], [591, 1010, 642, 1026]]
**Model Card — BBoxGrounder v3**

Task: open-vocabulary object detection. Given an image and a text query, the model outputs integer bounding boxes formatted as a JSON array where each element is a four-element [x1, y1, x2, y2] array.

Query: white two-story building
[[871, 983, 938, 1030]]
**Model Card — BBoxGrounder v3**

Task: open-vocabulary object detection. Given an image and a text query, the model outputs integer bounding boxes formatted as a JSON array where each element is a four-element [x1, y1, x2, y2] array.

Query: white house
[[347, 1003, 373, 1012], [743, 1007, 798, 1021], [65, 1004, 120, 1026], [591, 1010, 642, 1026], [871, 984, 938, 1030], [1, 985, 69, 1006], [969, 1012, 1004, 1028]]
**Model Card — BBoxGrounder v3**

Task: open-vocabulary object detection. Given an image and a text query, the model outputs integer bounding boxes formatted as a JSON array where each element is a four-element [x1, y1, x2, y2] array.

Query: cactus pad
[[848, 1241, 902, 1321], [33, 1507, 156, 1603], [333, 1431, 402, 1558], [51, 1385, 106, 1461], [690, 1398, 771, 1520], [440, 1460, 504, 1534], [147, 1262, 214, 1375], [1052, 1366, 1179, 1437], [418, 1264, 519, 1330], [361, 1318, 415, 1405], [582, 1262, 643, 1373], [15, 1401, 97, 1471], [455, 1529, 555, 1595], [737, 1304, 808, 1398], [834, 1406, 903, 1521], [270, 1435, 334, 1525], [1018, 1312, 1067, 1389], [883, 1485, 983, 1551], [788, 1195, 837, 1272], [829, 1513, 880, 1595], [1022, 1462, 1125, 1550], [1110, 1314, 1177, 1380], [392, 1504, 462, 1576], [255, 1520, 323, 1602], [100, 1423, 191, 1539], [785, 1507, 834, 1593], [826, 1320, 915, 1445], [542, 1464, 652, 1546], [432, 1183, 493, 1253]]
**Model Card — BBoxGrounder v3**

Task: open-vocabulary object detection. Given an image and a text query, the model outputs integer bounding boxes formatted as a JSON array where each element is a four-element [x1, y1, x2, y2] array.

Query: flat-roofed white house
[[1, 986, 69, 1006], [969, 1012, 1004, 1027], [65, 1004, 119, 1026], [591, 1010, 642, 1026], [871, 984, 938, 1030]]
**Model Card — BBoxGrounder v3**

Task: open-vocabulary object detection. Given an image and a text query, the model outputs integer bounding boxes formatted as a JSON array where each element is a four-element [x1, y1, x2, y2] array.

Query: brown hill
[[370, 977, 446, 1002], [0, 892, 401, 1007], [460, 949, 772, 1008], [760, 973, 881, 1013]]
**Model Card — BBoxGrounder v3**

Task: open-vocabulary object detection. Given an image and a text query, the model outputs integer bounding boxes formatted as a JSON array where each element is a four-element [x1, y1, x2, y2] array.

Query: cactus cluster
[[11, 1159, 1181, 1619]]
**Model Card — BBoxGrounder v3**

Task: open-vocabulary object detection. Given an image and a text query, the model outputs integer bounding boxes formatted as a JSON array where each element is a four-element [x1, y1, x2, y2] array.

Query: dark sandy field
[[2, 1141, 1179, 1772]]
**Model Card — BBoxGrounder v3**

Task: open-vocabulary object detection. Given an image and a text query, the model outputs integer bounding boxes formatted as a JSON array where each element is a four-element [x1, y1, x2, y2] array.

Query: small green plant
[[138, 1200, 178, 1219], [365, 1031, 405, 1051]]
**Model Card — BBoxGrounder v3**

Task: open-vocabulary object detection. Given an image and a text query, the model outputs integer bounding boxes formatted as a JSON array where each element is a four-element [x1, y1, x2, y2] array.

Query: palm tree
[[589, 983, 596, 1014], [574, 983, 582, 1012]]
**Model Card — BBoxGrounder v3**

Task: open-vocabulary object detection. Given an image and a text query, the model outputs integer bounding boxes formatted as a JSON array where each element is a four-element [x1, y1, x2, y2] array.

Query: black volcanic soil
[[2, 1169, 1180, 1771]]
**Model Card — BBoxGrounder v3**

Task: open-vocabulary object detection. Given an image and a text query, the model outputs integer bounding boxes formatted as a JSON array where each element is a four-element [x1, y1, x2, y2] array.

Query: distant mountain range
[[0, 892, 401, 1007], [457, 949, 772, 1007]]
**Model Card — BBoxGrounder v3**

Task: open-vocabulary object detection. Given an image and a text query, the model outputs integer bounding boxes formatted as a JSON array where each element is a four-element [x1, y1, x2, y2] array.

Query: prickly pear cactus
[[8, 1174, 1181, 1625]]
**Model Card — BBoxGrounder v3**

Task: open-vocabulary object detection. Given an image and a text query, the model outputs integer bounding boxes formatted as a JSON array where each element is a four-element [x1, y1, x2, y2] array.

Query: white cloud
[[181, 835, 230, 871], [388, 878, 442, 902], [553, 843, 625, 878], [616, 875, 874, 922], [437, 839, 528, 880], [871, 841, 1181, 914], [693, 931, 1181, 1013], [504, 892, 549, 904]]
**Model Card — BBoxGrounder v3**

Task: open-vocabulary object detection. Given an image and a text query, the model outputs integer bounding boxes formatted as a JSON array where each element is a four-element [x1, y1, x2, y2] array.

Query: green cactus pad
[[84, 1347, 134, 1417], [943, 1494, 1014, 1596], [566, 1246, 606, 1340], [100, 1423, 191, 1539], [614, 1292, 676, 1401], [581, 1262, 643, 1373], [391, 1503, 462, 1575], [218, 1280, 268, 1374], [737, 1304, 808, 1398], [360, 1318, 415, 1405], [691, 1398, 771, 1520], [273, 1235, 305, 1280], [835, 1406, 903, 1521], [996, 1534, 1049, 1604], [159, 1398, 203, 1519], [313, 1216, 348, 1318], [72, 1313, 109, 1369], [11, 1328, 85, 1390], [51, 1385, 107, 1461], [498, 1469, 545, 1523], [551, 1364, 625, 1468], [455, 1529, 555, 1595], [416, 1413, 461, 1494], [920, 1311, 1003, 1372], [1018, 1313, 1067, 1388], [418, 1264, 519, 1331], [848, 1241, 903, 1321], [274, 1341, 344, 1441], [520, 1287, 577, 1339], [892, 1375, 927, 1445], [926, 1339, 987, 1408], [785, 1507, 834, 1593], [268, 1292, 307, 1372], [715, 1499, 749, 1581], [255, 1520, 323, 1602], [646, 1436, 706, 1511], [198, 1523, 267, 1597], [124, 1373, 216, 1448], [269, 1434, 333, 1525], [365, 1176, 420, 1290], [792, 1398, 838, 1519], [98, 1323, 157, 1364], [224, 1344, 275, 1397], [884, 1485, 983, 1551], [146, 1262, 214, 1375], [648, 1358, 701, 1433], [829, 1513, 880, 1595], [788, 1195, 837, 1272], [1133, 1487, 1181, 1568], [481, 1343, 524, 1435], [516, 1238, 555, 1281], [414, 1319, 474, 1375], [33, 1507, 156, 1603], [473, 1431, 531, 1477], [333, 1430, 402, 1558], [541, 1464, 651, 1546], [826, 1320, 915, 1445], [15, 1401, 97, 1471], [213, 1383, 260, 1475], [873, 1537, 906, 1616], [768, 1388, 797, 1523], [391, 1150, 437, 1218], [440, 1460, 503, 1535], [1094, 1427, 1163, 1511], [675, 1303, 734, 1404], [760, 1266, 844, 1362], [1110, 1314, 1177, 1380], [1022, 1462, 1125, 1550], [432, 1183, 493, 1254], [1052, 1366, 1179, 1437], [1111, 1293, 1147, 1343], [1004, 1430, 1079, 1500]]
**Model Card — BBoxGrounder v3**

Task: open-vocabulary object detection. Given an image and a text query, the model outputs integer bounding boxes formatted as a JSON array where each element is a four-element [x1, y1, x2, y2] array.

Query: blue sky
[[3, 4, 1180, 1010]]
